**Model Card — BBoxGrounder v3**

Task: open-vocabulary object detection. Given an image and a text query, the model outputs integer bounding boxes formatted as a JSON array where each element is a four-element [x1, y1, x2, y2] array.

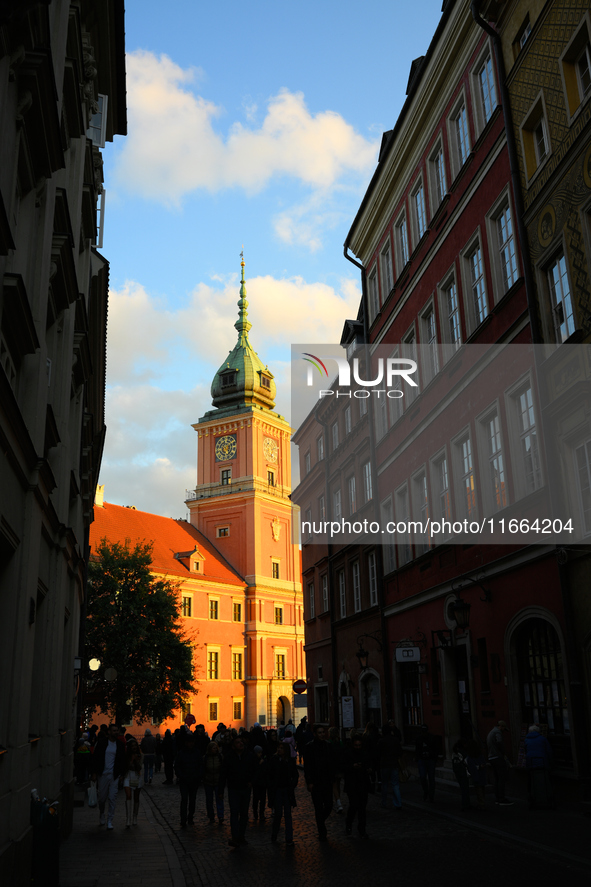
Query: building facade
[[0, 1, 126, 883], [294, 0, 585, 778]]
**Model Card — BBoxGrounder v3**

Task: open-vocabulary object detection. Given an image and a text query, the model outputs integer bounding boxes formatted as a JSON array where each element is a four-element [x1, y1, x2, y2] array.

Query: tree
[[86, 539, 196, 724]]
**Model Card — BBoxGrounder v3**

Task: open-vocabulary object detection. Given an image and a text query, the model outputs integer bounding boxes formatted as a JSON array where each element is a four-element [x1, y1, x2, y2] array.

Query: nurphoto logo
[[302, 353, 418, 399]]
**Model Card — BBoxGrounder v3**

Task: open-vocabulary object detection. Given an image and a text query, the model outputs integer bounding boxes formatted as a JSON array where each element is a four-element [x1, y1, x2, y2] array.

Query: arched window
[[516, 618, 571, 765]]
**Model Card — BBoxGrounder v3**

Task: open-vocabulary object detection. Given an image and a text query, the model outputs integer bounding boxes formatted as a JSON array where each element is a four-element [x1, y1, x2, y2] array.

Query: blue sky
[[99, 0, 444, 516]]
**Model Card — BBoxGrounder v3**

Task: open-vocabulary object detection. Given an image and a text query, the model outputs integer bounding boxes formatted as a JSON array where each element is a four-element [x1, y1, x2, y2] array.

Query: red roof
[[90, 502, 245, 587]]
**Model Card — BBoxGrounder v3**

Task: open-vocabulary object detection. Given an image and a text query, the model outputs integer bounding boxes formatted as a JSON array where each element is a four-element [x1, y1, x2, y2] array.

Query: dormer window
[[260, 374, 271, 390], [221, 370, 236, 389]]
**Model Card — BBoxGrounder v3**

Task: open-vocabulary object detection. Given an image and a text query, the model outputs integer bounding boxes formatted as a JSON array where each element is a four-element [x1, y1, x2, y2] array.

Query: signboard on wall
[[395, 646, 421, 662], [342, 696, 354, 728]]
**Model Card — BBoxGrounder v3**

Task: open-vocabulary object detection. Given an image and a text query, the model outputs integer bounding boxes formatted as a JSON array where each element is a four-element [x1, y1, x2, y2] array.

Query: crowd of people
[[72, 715, 554, 845]]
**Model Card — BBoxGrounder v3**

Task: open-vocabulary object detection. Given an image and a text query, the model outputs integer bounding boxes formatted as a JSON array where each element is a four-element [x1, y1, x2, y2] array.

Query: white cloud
[[102, 274, 361, 515], [116, 50, 377, 204]]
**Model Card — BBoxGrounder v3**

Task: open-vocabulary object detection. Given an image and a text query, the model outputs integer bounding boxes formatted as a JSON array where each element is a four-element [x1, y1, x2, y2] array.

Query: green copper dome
[[205, 256, 276, 419]]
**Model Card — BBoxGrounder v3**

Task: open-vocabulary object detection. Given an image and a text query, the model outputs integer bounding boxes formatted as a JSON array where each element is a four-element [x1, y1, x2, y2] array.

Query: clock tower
[[186, 257, 305, 728]]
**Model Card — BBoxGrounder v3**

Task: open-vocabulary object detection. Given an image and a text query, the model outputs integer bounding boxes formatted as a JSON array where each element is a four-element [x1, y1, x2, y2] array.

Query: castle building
[[89, 258, 305, 733]]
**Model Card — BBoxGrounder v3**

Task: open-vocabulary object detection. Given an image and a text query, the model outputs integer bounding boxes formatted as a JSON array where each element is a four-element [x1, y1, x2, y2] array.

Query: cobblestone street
[[60, 769, 590, 887]]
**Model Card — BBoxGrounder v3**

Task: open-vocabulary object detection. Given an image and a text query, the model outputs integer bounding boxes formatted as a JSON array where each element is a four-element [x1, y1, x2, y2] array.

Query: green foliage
[[86, 539, 196, 723]]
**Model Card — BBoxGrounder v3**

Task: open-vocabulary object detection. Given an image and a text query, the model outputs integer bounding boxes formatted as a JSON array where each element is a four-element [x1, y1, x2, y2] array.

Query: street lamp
[[450, 597, 471, 629], [356, 643, 369, 671]]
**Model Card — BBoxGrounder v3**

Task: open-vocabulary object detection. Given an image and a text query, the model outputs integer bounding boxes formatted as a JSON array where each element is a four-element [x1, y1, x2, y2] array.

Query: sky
[[99, 0, 445, 517]]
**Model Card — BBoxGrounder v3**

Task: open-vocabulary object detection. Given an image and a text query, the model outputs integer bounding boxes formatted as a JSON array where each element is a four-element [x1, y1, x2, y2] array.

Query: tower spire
[[235, 249, 252, 342]]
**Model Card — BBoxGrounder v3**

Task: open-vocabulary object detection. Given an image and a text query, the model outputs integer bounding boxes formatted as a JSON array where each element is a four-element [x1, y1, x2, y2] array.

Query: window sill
[[450, 152, 475, 192], [492, 276, 524, 314], [465, 313, 494, 343], [429, 193, 450, 230]]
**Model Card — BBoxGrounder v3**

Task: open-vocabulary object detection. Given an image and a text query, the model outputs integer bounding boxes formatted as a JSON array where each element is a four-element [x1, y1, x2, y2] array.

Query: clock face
[[215, 434, 237, 462], [263, 437, 278, 462]]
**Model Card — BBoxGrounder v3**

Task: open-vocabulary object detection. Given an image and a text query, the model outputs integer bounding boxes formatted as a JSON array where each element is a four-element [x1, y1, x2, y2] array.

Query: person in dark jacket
[[162, 729, 175, 785], [451, 738, 471, 811], [251, 745, 269, 820], [203, 741, 224, 824], [140, 728, 157, 784], [269, 741, 299, 845], [415, 724, 439, 802], [174, 733, 203, 828], [303, 724, 334, 841], [525, 725, 554, 808], [377, 724, 403, 809], [343, 733, 372, 837], [92, 723, 127, 829], [220, 735, 257, 847]]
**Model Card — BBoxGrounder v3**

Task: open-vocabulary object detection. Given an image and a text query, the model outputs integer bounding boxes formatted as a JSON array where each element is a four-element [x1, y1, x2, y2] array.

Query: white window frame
[[352, 562, 361, 613], [546, 249, 576, 342], [430, 449, 452, 526], [504, 376, 543, 500], [333, 488, 342, 520], [437, 267, 463, 362], [338, 570, 346, 618], [308, 581, 315, 619], [332, 421, 339, 451], [359, 395, 368, 417], [448, 91, 471, 179], [559, 12, 591, 123], [375, 389, 388, 440], [460, 232, 488, 334], [317, 435, 324, 461], [411, 177, 427, 246], [86, 93, 108, 147], [394, 208, 410, 272], [348, 474, 357, 515], [363, 461, 373, 503], [368, 265, 379, 324], [322, 574, 329, 612], [305, 451, 311, 475], [420, 299, 439, 386], [368, 552, 378, 606], [380, 237, 393, 303], [519, 91, 552, 183], [471, 43, 497, 135], [476, 404, 508, 514], [428, 136, 447, 216], [319, 494, 326, 521], [344, 405, 352, 435], [485, 189, 519, 302], [452, 429, 477, 521]]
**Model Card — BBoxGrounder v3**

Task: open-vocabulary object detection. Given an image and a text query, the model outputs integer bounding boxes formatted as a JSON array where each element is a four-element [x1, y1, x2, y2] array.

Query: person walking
[[343, 733, 372, 838], [203, 741, 224, 824], [92, 723, 126, 829], [466, 739, 487, 811], [252, 745, 269, 821], [328, 726, 345, 814], [377, 724, 403, 810], [269, 741, 299, 846], [451, 738, 472, 811], [175, 733, 203, 828], [303, 724, 334, 841], [525, 725, 554, 809], [486, 720, 514, 806], [220, 735, 257, 848], [140, 728, 157, 785], [415, 724, 439, 802], [162, 729, 175, 785], [122, 738, 144, 827]]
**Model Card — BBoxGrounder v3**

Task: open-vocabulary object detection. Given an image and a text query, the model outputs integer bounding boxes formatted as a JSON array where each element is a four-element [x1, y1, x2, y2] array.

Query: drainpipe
[[471, 2, 587, 778], [343, 246, 393, 723], [470, 0, 541, 344]]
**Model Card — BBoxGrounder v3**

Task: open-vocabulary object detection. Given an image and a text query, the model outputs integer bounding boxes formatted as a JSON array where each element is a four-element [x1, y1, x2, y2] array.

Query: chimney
[[95, 484, 105, 508]]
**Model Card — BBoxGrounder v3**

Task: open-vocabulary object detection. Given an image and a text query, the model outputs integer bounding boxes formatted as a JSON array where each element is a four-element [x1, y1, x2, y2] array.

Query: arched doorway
[[360, 670, 382, 727], [515, 618, 571, 766], [276, 695, 291, 726]]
